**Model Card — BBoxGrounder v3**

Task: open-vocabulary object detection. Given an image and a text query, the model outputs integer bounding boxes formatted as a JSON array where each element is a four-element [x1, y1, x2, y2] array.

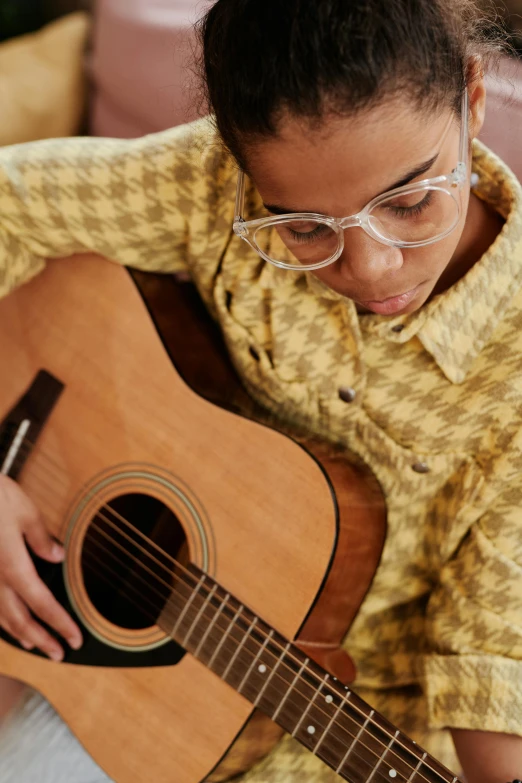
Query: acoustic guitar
[[0, 254, 460, 783]]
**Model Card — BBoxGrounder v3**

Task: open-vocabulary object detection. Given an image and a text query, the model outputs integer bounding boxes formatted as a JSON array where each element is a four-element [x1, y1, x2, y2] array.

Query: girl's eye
[[286, 224, 329, 243], [385, 190, 434, 219]]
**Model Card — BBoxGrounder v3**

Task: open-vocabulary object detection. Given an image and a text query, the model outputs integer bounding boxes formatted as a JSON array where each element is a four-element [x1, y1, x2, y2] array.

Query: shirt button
[[412, 461, 430, 474], [392, 324, 405, 333], [338, 386, 357, 403]]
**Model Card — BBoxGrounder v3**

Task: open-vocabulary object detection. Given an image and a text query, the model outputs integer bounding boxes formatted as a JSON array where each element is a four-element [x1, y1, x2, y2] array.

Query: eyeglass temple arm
[[458, 89, 470, 166], [234, 169, 246, 223]]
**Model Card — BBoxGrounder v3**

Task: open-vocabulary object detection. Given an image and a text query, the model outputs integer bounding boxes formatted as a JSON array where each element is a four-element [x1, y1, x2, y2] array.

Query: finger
[[23, 515, 64, 563], [0, 476, 64, 564], [20, 571, 82, 650], [0, 590, 64, 661], [8, 552, 83, 650]]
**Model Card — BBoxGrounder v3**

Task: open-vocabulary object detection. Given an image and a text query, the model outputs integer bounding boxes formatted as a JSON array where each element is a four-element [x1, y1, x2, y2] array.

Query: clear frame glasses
[[233, 91, 469, 271]]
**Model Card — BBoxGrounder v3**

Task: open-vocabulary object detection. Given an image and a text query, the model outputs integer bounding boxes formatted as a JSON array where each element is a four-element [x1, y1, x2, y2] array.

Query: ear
[[466, 56, 487, 139]]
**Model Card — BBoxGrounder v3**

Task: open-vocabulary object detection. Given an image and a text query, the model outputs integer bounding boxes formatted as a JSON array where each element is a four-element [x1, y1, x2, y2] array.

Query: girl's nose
[[337, 227, 404, 285]]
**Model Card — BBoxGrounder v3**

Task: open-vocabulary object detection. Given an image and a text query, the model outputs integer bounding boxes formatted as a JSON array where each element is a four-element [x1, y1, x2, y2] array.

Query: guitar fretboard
[[159, 565, 460, 783]]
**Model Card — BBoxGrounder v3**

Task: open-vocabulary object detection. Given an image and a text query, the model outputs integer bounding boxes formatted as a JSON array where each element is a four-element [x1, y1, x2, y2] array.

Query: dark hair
[[197, 0, 505, 168]]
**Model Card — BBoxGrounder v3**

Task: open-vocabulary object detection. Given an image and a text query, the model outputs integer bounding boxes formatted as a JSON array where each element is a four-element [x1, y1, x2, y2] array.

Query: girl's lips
[[358, 285, 421, 315]]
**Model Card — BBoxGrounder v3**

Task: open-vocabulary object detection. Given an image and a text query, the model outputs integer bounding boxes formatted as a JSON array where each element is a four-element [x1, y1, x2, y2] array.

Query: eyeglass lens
[[253, 186, 460, 267]]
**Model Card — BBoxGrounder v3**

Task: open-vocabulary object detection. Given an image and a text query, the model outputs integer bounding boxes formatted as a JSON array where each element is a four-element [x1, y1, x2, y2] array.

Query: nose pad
[[337, 226, 403, 283]]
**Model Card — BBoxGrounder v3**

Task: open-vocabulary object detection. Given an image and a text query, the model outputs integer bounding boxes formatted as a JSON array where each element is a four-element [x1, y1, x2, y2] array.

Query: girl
[[0, 1, 520, 781]]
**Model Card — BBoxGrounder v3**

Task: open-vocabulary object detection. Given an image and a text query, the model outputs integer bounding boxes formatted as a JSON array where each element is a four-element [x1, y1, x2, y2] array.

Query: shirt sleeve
[[0, 116, 232, 299], [421, 477, 522, 736]]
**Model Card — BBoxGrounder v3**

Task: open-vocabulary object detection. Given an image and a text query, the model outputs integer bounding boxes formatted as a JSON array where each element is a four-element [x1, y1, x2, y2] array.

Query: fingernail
[[49, 649, 63, 662], [20, 641, 33, 651], [68, 636, 82, 650], [52, 543, 65, 560]]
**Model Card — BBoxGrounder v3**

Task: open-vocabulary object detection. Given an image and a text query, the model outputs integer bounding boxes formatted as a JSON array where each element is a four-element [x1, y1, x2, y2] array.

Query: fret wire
[[271, 655, 310, 721], [237, 629, 274, 694], [175, 580, 409, 783], [406, 752, 428, 783], [193, 592, 230, 658], [361, 732, 423, 783], [163, 576, 459, 783], [315, 699, 386, 782], [338, 711, 456, 783], [291, 673, 329, 740], [167, 588, 428, 782], [312, 682, 349, 753], [323, 704, 426, 783], [326, 741, 379, 783], [225, 631, 315, 721], [360, 724, 456, 783], [170, 573, 205, 638], [182, 584, 217, 648], [366, 730, 400, 783], [253, 642, 291, 707], [336, 708, 374, 774], [222, 616, 258, 680], [206, 601, 245, 669], [171, 572, 451, 781]]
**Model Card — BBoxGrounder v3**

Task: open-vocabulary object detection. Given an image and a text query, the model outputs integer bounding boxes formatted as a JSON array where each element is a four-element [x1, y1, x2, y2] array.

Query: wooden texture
[[0, 255, 386, 783]]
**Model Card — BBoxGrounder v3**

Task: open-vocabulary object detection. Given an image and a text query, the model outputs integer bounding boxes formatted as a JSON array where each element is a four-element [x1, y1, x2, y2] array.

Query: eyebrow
[[263, 153, 440, 216]]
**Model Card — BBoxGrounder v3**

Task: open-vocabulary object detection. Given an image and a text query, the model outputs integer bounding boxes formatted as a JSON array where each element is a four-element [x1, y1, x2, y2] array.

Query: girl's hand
[[0, 475, 82, 660]]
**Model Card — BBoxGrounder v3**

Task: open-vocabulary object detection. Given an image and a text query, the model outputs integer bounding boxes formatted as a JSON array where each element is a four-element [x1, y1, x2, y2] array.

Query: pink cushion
[[481, 57, 522, 182], [90, 0, 201, 138]]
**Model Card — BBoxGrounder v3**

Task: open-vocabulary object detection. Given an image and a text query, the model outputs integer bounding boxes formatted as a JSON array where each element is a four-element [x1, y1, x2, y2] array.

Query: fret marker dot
[[258, 664, 267, 674], [389, 771, 397, 778], [307, 726, 316, 735], [325, 695, 333, 704]]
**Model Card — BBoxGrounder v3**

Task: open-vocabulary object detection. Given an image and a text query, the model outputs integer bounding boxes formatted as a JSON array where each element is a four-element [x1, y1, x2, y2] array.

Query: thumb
[[24, 517, 64, 563]]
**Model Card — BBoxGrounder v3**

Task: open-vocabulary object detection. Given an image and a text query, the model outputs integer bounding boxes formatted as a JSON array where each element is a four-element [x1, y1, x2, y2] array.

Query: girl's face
[[244, 83, 489, 316]]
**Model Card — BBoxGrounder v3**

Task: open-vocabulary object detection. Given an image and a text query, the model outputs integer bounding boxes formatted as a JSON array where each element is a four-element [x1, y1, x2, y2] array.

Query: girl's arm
[[452, 728, 522, 783]]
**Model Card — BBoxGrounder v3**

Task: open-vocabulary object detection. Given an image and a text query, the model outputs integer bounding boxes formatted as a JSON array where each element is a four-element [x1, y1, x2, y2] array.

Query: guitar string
[[77, 533, 436, 783], [80, 536, 399, 782], [5, 440, 454, 783], [40, 498, 450, 783]]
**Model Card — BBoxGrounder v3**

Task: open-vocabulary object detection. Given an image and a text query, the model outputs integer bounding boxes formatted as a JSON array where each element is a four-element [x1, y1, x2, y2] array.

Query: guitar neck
[[160, 564, 461, 783]]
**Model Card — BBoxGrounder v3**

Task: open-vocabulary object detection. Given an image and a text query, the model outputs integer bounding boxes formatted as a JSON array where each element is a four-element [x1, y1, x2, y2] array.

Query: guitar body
[[0, 255, 385, 783]]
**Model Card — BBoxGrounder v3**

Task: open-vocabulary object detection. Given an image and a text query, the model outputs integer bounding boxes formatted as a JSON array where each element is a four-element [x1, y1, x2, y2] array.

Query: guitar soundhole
[[80, 493, 188, 631]]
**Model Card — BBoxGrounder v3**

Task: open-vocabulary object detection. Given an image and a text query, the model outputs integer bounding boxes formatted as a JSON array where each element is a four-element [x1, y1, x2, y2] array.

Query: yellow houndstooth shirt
[[0, 118, 521, 777]]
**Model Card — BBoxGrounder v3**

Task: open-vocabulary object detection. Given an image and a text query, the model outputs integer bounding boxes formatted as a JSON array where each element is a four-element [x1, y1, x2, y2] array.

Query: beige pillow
[[0, 12, 90, 146]]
